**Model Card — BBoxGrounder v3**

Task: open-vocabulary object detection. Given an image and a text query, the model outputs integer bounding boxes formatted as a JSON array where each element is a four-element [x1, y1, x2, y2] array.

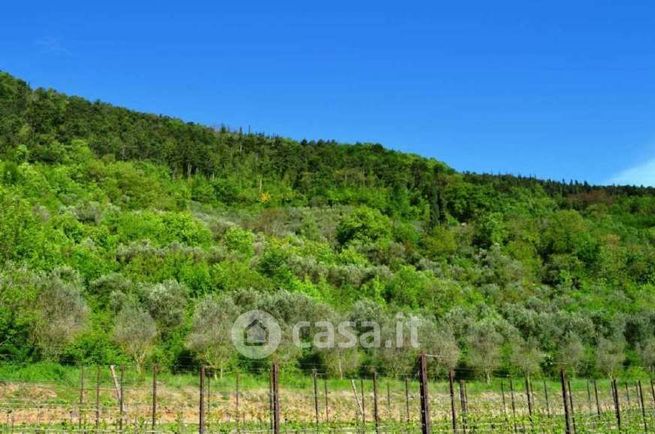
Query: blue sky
[[2, 0, 654, 186]]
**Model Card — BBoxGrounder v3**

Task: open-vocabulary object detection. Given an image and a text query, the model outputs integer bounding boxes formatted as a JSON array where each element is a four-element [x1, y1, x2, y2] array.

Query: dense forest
[[2, 70, 655, 380]]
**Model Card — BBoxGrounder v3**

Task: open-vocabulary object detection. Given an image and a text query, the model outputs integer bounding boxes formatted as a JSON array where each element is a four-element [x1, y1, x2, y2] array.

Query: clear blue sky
[[2, 0, 655, 185]]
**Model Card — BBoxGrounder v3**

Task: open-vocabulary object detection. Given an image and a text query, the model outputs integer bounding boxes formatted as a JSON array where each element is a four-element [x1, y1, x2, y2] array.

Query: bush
[[336, 207, 391, 247]]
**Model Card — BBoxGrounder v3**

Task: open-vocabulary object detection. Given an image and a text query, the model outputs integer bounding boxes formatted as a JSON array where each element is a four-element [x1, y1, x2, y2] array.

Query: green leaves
[[336, 207, 391, 247]]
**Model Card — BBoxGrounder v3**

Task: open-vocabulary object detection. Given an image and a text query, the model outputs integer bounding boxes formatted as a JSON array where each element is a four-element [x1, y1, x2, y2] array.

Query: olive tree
[[375, 314, 420, 378], [186, 295, 239, 377], [467, 320, 503, 383], [113, 305, 157, 373], [510, 337, 544, 377], [637, 337, 655, 373], [595, 337, 625, 379], [140, 279, 188, 332], [554, 332, 585, 375], [32, 269, 88, 360], [420, 321, 461, 378], [89, 273, 133, 309]]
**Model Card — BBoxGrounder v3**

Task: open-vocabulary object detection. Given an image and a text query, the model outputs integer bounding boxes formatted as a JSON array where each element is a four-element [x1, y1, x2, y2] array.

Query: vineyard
[[1, 359, 654, 433]]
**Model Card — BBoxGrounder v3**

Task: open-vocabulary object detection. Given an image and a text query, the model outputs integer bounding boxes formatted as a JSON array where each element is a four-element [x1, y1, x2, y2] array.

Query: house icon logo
[[231, 310, 281, 359], [244, 317, 269, 347]]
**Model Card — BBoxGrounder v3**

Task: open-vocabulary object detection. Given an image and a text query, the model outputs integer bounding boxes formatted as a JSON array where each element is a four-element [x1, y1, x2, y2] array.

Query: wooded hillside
[[1, 71, 655, 379]]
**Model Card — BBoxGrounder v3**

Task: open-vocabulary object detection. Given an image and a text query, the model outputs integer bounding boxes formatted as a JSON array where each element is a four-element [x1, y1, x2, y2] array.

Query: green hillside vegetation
[[2, 71, 655, 380]]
